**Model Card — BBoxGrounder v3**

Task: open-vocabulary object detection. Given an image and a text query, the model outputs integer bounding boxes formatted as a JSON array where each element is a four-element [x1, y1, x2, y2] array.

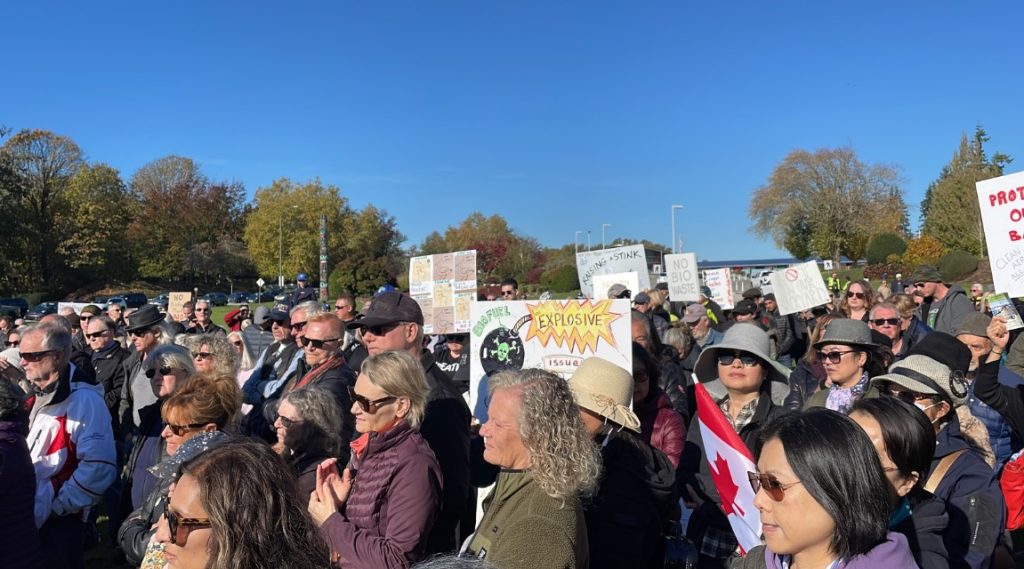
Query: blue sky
[[4, 1, 1022, 261]]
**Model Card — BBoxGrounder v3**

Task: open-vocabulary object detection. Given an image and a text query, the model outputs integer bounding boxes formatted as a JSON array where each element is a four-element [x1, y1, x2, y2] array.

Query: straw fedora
[[569, 357, 641, 433], [694, 323, 792, 405]]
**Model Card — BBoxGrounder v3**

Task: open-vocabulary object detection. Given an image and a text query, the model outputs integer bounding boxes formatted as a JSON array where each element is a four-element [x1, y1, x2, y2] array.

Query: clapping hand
[[307, 459, 353, 526]]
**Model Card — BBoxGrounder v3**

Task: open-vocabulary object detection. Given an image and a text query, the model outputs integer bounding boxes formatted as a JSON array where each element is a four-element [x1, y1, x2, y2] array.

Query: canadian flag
[[694, 379, 762, 554]]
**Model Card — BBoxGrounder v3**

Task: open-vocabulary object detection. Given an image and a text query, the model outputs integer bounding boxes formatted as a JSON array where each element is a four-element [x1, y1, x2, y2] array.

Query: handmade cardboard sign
[[772, 261, 830, 315], [977, 171, 1024, 297], [576, 245, 650, 298], [666, 253, 700, 302], [409, 250, 477, 334]]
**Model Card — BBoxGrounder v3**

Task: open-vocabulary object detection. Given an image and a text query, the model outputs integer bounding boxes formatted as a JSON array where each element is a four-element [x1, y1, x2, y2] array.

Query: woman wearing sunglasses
[[155, 438, 332, 569], [681, 323, 791, 569], [838, 279, 874, 322], [783, 313, 837, 410], [122, 345, 197, 522], [850, 397, 950, 569], [273, 385, 343, 495], [120, 372, 241, 566], [177, 333, 239, 378], [306, 350, 441, 569], [735, 409, 917, 569], [802, 319, 883, 413]]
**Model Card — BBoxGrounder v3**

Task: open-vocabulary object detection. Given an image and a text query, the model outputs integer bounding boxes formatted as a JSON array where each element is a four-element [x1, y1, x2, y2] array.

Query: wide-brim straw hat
[[569, 357, 641, 433], [694, 323, 791, 405], [813, 318, 878, 350]]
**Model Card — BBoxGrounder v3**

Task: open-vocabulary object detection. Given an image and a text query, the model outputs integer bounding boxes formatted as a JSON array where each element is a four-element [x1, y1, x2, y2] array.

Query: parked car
[[25, 302, 59, 321], [200, 292, 229, 306], [150, 293, 170, 307], [228, 292, 250, 304], [106, 297, 128, 310], [120, 292, 148, 308], [273, 287, 295, 303], [91, 295, 109, 305], [0, 297, 29, 318]]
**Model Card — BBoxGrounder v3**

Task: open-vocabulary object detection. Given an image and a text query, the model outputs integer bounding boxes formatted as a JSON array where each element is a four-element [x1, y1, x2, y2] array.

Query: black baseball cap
[[347, 292, 424, 330]]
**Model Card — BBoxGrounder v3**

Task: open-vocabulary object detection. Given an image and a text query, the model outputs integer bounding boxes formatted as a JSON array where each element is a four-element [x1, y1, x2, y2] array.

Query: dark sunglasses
[[364, 322, 403, 337], [85, 330, 110, 339], [445, 334, 467, 342], [21, 350, 55, 363], [291, 321, 308, 332], [846, 291, 866, 299], [881, 385, 934, 404], [79, 314, 93, 320], [5, 340, 19, 347], [716, 351, 761, 367], [145, 367, 174, 379], [277, 415, 302, 429], [501, 290, 515, 296], [194, 307, 210, 313], [128, 328, 152, 338], [748, 472, 802, 502], [192, 351, 213, 361], [304, 337, 339, 350], [870, 318, 900, 327], [816, 349, 855, 364], [231, 341, 243, 348], [347, 386, 396, 414], [166, 421, 208, 436], [334, 304, 351, 310], [163, 501, 211, 547]]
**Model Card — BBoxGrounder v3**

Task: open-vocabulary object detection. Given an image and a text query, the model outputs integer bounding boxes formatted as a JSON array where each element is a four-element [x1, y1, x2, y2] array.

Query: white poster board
[[575, 245, 651, 298], [469, 299, 633, 415], [591, 272, 641, 301], [772, 261, 831, 315], [666, 253, 700, 302], [409, 250, 477, 334], [702, 268, 735, 310], [977, 171, 1024, 298]]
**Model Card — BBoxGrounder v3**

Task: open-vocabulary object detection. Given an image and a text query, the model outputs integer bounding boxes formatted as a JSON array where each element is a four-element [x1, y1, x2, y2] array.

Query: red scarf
[[289, 353, 344, 392]]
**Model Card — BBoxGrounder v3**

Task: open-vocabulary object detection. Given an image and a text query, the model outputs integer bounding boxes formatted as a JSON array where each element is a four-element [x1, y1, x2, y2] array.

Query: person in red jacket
[[632, 342, 686, 468], [223, 304, 252, 332]]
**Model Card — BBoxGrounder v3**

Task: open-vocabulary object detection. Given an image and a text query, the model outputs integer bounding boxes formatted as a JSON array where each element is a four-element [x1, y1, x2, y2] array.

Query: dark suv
[[0, 297, 29, 317], [120, 292, 149, 308]]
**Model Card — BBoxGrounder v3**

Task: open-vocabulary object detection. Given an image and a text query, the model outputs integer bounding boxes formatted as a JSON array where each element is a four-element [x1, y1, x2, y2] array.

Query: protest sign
[[575, 245, 651, 298], [592, 272, 640, 300], [169, 292, 192, 321], [469, 299, 633, 411], [409, 250, 477, 334], [977, 171, 1024, 297], [702, 268, 735, 310], [666, 253, 700, 302], [771, 261, 830, 315]]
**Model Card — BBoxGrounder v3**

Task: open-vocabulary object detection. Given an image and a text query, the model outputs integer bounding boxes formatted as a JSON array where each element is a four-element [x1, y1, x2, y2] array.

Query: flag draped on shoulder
[[694, 378, 762, 554]]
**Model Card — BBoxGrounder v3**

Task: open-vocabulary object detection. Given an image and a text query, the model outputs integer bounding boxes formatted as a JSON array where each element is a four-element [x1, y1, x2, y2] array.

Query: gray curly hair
[[176, 333, 239, 378], [489, 368, 601, 501]]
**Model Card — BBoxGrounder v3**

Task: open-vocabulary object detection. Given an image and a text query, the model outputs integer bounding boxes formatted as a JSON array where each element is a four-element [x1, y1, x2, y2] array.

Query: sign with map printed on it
[[409, 250, 477, 334]]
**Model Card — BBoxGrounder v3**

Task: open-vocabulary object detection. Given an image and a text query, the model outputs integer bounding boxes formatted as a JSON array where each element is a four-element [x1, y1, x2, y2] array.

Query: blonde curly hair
[[489, 368, 601, 501]]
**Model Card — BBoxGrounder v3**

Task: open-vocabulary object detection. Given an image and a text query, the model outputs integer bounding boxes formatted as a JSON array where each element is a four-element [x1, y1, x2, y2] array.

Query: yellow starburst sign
[[524, 300, 621, 353]]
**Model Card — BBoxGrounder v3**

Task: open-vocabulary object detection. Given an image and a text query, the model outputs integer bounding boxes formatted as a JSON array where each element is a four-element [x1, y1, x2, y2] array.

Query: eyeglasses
[[882, 386, 934, 404], [348, 386, 396, 414], [846, 291, 866, 299], [364, 322, 404, 337], [145, 367, 174, 379], [748, 472, 803, 502], [304, 337, 339, 350], [291, 321, 308, 332], [501, 290, 515, 297], [335, 304, 351, 311], [20, 350, 55, 363], [128, 328, 152, 338], [85, 330, 110, 339], [192, 351, 213, 361], [882, 466, 900, 474], [163, 501, 211, 547], [716, 351, 761, 367], [5, 340, 19, 347], [165, 421, 208, 436], [816, 350, 855, 364], [231, 341, 243, 348], [194, 308, 210, 313], [277, 415, 302, 429], [445, 335, 467, 342], [80, 315, 93, 321], [108, 306, 123, 312], [870, 318, 900, 327]]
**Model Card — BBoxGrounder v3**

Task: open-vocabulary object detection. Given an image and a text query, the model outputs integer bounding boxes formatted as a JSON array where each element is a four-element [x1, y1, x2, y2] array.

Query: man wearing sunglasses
[[911, 265, 974, 336], [120, 304, 174, 437], [184, 299, 226, 336], [22, 322, 116, 568], [348, 291, 471, 554], [240, 309, 305, 442], [868, 302, 905, 361], [86, 315, 130, 429], [499, 277, 518, 300]]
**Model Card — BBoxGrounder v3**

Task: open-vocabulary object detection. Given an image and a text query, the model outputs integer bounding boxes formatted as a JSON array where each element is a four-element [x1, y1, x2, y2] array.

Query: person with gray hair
[[119, 305, 178, 440], [0, 380, 45, 567], [274, 385, 344, 494], [185, 298, 226, 335], [177, 332, 240, 378], [21, 322, 116, 568], [466, 368, 601, 568], [413, 555, 498, 569]]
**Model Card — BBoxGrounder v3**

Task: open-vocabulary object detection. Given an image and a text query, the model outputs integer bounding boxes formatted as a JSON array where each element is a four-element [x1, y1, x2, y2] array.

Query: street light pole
[[574, 230, 583, 255], [602, 223, 610, 249], [671, 204, 684, 253], [587, 230, 592, 251], [278, 215, 283, 287]]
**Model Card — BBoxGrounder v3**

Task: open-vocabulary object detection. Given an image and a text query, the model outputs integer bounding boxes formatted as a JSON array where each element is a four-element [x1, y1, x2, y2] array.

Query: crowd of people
[[1, 266, 1024, 569]]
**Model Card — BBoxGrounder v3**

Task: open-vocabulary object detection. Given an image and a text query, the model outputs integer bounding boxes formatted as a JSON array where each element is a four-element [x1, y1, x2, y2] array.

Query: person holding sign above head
[[733, 409, 919, 569], [679, 323, 790, 569]]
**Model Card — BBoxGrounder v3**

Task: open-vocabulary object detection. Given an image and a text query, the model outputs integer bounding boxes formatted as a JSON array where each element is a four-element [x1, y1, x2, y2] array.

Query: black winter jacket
[[891, 490, 950, 569]]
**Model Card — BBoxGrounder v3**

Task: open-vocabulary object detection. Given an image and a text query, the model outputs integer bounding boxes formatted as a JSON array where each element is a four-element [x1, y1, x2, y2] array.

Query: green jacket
[[466, 470, 589, 569]]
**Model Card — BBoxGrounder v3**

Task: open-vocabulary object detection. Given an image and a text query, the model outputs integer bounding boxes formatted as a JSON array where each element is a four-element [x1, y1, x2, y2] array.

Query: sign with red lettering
[[977, 171, 1024, 297]]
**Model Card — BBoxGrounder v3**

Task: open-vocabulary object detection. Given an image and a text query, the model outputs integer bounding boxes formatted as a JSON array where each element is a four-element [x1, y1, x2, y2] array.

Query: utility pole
[[671, 205, 684, 253], [574, 230, 583, 255], [602, 223, 610, 250]]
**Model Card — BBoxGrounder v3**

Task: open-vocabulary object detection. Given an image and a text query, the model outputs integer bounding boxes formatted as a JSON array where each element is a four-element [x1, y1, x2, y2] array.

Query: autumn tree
[[749, 146, 908, 262], [1, 129, 85, 290], [417, 213, 542, 282], [920, 126, 1012, 256]]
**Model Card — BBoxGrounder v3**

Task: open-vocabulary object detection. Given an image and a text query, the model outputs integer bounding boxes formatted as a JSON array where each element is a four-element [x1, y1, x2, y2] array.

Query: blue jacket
[[930, 413, 1004, 569]]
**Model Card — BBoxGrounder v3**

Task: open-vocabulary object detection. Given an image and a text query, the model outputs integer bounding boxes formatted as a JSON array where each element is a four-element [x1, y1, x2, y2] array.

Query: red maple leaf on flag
[[709, 452, 745, 517]]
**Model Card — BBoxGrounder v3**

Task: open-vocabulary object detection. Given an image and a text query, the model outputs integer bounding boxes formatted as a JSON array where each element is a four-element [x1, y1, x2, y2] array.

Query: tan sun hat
[[568, 356, 641, 433]]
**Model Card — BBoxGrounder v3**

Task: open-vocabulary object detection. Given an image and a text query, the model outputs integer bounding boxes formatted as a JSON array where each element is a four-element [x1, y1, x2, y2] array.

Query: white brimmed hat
[[569, 357, 641, 433]]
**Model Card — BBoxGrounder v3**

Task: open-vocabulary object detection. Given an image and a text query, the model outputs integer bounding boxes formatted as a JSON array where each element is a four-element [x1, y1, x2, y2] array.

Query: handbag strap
[[924, 449, 967, 494]]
